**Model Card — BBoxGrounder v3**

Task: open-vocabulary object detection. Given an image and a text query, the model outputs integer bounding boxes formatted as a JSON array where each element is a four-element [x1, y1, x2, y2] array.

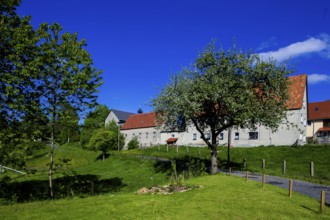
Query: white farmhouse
[[122, 74, 308, 147]]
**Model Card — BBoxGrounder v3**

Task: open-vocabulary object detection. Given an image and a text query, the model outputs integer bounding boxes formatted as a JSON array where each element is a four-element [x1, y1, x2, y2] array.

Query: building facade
[[121, 74, 308, 148], [307, 100, 330, 144]]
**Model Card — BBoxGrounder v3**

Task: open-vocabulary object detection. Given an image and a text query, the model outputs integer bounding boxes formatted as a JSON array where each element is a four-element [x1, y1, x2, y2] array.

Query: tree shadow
[[153, 156, 210, 176], [0, 174, 126, 203], [96, 153, 111, 161]]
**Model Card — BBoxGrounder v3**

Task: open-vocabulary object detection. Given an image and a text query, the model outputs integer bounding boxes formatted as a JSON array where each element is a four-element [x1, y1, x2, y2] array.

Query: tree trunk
[[210, 146, 218, 174], [210, 133, 218, 174], [227, 128, 231, 165], [48, 128, 55, 198]]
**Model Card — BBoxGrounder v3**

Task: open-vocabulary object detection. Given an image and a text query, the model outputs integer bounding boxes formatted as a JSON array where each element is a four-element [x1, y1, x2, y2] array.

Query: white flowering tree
[[152, 43, 292, 174]]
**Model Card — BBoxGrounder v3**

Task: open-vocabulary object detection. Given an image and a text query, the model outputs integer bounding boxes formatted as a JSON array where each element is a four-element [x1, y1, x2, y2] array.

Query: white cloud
[[308, 74, 330, 84], [258, 36, 329, 62]]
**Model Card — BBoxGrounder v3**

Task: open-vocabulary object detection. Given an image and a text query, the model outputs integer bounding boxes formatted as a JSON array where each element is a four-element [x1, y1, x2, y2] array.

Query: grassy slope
[[1, 174, 329, 219], [122, 145, 330, 185], [10, 143, 168, 194]]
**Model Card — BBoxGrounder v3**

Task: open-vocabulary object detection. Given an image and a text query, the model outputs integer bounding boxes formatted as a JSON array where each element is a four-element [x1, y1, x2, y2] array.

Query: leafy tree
[[152, 43, 292, 174], [127, 137, 139, 150], [36, 23, 102, 198], [0, 0, 40, 167], [56, 101, 80, 145], [88, 129, 114, 162], [80, 104, 110, 146], [105, 120, 125, 150]]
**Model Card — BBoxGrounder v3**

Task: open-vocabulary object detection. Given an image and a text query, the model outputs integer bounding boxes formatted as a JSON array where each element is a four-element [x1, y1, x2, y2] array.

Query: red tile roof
[[308, 100, 330, 120], [287, 74, 307, 110], [318, 127, 330, 132], [121, 112, 156, 130]]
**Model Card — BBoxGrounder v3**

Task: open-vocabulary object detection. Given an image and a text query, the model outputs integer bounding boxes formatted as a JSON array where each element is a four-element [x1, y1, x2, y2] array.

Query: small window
[[205, 133, 211, 140], [172, 134, 175, 137], [249, 132, 258, 140], [307, 121, 311, 126], [146, 132, 148, 139], [234, 132, 239, 140], [219, 133, 224, 140], [193, 133, 197, 140]]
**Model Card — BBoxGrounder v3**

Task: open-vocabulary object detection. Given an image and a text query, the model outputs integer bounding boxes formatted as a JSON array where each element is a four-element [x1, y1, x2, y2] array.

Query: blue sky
[[18, 0, 330, 113]]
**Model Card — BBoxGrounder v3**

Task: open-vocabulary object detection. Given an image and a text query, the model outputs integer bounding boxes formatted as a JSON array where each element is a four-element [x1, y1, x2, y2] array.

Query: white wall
[[105, 111, 119, 126], [121, 127, 161, 148]]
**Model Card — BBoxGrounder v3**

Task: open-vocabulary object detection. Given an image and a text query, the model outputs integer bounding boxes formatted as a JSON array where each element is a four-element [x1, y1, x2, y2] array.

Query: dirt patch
[[136, 185, 203, 195]]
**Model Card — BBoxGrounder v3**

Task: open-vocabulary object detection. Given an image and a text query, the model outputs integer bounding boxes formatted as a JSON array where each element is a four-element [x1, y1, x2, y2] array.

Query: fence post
[[166, 144, 169, 152], [262, 159, 265, 171], [282, 160, 286, 175], [310, 161, 314, 177], [262, 174, 266, 188], [289, 179, 293, 197], [320, 190, 326, 213], [229, 167, 232, 176]]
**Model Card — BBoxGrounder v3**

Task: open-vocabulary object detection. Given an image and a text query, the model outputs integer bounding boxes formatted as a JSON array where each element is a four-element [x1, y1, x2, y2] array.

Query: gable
[[287, 74, 307, 110]]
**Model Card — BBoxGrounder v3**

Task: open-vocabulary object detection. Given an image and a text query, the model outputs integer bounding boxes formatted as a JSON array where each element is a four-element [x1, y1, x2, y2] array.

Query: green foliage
[[105, 120, 125, 149], [56, 101, 80, 145], [88, 129, 115, 156], [127, 137, 139, 150], [80, 105, 110, 146]]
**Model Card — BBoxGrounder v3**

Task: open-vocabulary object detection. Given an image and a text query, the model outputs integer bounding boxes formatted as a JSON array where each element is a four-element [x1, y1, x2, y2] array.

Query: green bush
[[127, 137, 139, 150]]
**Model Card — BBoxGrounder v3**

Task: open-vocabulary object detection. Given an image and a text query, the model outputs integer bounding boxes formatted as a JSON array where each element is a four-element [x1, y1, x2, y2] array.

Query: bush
[[127, 137, 139, 150]]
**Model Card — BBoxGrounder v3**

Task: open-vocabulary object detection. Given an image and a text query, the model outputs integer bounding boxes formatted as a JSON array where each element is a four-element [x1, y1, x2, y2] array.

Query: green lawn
[[120, 145, 330, 185], [0, 174, 329, 219]]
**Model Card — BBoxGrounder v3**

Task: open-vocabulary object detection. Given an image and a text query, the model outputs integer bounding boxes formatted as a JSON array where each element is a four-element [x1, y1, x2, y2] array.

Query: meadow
[[1, 143, 330, 219]]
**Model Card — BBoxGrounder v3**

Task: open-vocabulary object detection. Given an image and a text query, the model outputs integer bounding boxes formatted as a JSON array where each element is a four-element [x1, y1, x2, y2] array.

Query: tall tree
[[152, 43, 292, 174], [36, 23, 102, 198], [0, 0, 40, 167]]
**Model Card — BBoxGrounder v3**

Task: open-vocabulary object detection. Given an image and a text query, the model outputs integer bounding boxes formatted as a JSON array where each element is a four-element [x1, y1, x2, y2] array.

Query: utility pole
[[118, 125, 120, 151]]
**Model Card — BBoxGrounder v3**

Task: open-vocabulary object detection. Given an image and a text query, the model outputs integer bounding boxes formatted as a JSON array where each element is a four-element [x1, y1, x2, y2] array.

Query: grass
[[1, 143, 169, 203], [120, 144, 330, 185], [0, 174, 329, 219]]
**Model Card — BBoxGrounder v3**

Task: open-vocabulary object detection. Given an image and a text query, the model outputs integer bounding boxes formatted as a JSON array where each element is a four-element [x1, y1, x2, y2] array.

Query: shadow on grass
[[0, 174, 126, 203], [153, 156, 210, 176]]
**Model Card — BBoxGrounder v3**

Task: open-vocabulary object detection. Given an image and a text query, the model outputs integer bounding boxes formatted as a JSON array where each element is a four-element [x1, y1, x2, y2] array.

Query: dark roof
[[308, 101, 330, 120], [111, 109, 134, 122], [121, 112, 156, 130], [287, 74, 307, 110]]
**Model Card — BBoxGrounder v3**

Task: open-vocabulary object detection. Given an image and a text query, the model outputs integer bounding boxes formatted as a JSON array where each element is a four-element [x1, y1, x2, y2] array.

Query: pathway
[[221, 169, 330, 204]]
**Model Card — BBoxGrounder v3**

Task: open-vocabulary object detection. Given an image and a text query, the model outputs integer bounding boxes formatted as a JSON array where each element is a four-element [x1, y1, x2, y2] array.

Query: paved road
[[221, 169, 330, 204]]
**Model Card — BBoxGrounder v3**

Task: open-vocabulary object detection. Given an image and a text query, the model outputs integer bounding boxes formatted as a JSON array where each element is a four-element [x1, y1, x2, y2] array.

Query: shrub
[[127, 137, 139, 150]]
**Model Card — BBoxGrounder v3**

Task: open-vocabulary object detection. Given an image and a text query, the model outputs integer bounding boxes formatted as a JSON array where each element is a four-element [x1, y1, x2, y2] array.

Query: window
[[193, 133, 197, 140], [234, 132, 239, 140], [249, 132, 258, 140], [172, 134, 175, 137], [219, 133, 224, 140], [146, 132, 148, 139], [307, 121, 311, 126]]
